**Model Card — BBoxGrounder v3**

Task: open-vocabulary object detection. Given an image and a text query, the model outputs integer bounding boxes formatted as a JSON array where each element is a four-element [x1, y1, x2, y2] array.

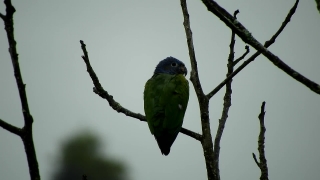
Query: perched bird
[[144, 57, 189, 155]]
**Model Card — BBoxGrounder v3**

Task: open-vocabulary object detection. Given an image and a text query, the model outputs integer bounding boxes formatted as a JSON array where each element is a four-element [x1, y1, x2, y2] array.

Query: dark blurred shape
[[83, 175, 88, 180], [316, 0, 320, 13], [51, 131, 128, 180]]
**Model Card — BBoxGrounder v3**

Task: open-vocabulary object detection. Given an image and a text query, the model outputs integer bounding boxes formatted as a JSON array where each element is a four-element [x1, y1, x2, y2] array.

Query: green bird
[[144, 57, 189, 155]]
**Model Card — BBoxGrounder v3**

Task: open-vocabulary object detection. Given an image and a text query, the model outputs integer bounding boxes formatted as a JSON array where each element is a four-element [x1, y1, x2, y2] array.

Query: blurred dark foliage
[[51, 131, 129, 180]]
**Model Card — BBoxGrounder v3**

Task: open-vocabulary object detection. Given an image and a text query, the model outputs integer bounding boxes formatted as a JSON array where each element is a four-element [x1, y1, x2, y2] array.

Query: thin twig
[[1, 1, 40, 180], [180, 0, 216, 180], [252, 153, 260, 167], [0, 13, 5, 20], [180, 127, 202, 141], [206, 0, 301, 99], [79, 40, 202, 141], [201, 0, 319, 95], [233, 45, 249, 66], [0, 118, 22, 136], [212, 10, 239, 180], [254, 101, 269, 180]]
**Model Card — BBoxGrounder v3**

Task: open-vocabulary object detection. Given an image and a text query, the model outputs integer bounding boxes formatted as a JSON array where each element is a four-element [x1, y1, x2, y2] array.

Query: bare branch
[[0, 13, 5, 20], [180, 0, 216, 179], [206, 0, 301, 99], [233, 45, 249, 66], [1, 1, 40, 180], [0, 118, 22, 136], [253, 101, 269, 180], [212, 10, 238, 179], [252, 153, 260, 167], [2, 0, 33, 128], [180, 0, 205, 99], [79, 40, 202, 141], [3, 0, 16, 18]]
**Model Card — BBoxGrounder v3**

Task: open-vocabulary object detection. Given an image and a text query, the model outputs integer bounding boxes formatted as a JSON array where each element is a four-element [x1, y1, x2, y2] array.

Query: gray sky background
[[1, 0, 319, 180]]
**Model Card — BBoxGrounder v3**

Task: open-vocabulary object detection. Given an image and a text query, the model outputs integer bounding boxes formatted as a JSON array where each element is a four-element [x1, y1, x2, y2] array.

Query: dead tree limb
[[212, 10, 250, 180], [0, 0, 40, 180], [252, 102, 269, 180]]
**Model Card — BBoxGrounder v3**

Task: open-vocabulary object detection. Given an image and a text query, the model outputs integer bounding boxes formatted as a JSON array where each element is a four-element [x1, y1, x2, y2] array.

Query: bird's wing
[[144, 74, 189, 154]]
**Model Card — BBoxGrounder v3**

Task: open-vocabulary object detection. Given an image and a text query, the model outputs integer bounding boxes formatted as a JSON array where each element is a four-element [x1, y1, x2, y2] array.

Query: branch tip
[[256, 101, 269, 180], [233, 9, 239, 18], [233, 45, 250, 66], [252, 153, 260, 167], [180, 0, 205, 98]]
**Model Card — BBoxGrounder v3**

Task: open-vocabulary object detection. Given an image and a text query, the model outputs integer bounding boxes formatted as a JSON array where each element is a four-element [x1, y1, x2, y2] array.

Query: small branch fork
[[252, 102, 269, 180], [0, 0, 40, 180], [79, 40, 202, 141], [201, 0, 320, 95], [207, 0, 300, 99]]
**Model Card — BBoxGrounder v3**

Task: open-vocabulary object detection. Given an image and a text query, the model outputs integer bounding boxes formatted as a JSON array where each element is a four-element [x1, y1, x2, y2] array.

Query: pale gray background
[[1, 0, 319, 180]]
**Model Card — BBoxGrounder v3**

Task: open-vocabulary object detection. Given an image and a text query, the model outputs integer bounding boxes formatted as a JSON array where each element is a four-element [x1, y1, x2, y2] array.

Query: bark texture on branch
[[253, 102, 269, 180]]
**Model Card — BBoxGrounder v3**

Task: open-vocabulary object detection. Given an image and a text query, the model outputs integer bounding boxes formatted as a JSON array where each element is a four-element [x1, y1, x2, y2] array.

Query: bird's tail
[[155, 133, 178, 156]]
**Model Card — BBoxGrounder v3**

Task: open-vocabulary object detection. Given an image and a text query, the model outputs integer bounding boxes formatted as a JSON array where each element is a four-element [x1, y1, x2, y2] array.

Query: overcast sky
[[1, 0, 320, 180]]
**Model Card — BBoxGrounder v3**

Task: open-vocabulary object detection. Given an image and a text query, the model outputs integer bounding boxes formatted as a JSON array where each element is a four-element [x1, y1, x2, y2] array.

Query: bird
[[144, 56, 189, 155]]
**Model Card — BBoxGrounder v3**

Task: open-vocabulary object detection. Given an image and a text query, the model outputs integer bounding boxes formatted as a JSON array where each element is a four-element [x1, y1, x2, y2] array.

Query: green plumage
[[144, 73, 189, 155]]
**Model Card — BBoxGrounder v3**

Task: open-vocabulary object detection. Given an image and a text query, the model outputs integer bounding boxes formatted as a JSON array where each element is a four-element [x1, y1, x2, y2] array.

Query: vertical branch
[[212, 10, 239, 179], [180, 0, 216, 180], [252, 102, 269, 180], [1, 0, 40, 180]]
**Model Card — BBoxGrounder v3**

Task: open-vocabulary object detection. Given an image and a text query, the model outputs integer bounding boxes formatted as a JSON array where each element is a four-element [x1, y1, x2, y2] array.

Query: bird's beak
[[180, 66, 188, 76]]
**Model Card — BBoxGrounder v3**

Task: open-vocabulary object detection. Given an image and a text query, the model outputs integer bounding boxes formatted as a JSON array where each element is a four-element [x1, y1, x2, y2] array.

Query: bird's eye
[[171, 62, 177, 67]]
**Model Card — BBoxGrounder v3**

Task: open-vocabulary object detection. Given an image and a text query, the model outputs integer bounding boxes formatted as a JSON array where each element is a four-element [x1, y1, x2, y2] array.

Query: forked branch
[[206, 0, 301, 99], [1, 0, 40, 180], [201, 0, 320, 95], [180, 0, 216, 180]]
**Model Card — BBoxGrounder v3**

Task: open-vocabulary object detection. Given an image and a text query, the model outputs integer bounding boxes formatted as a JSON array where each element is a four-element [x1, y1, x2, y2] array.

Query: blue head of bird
[[154, 57, 187, 76]]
